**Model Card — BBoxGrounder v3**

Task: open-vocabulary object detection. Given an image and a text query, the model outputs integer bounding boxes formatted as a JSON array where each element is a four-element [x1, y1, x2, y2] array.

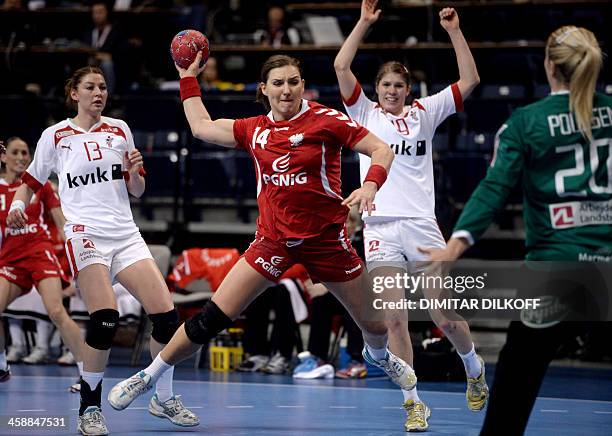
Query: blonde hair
[[546, 26, 603, 141]]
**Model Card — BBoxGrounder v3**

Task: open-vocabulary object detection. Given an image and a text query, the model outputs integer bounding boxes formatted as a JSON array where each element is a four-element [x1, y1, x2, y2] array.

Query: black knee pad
[[184, 300, 232, 345], [148, 309, 179, 344], [86, 309, 119, 350]]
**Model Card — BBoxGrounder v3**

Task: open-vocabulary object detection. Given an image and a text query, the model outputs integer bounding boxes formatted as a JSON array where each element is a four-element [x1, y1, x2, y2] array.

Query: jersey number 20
[[555, 138, 612, 197]]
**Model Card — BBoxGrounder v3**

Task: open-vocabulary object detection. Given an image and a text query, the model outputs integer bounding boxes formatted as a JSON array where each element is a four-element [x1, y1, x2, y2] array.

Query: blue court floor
[[1, 364, 611, 435]]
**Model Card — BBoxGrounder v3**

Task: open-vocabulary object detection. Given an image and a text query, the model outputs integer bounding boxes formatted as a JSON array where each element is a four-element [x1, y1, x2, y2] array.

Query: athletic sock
[[458, 344, 482, 379], [155, 365, 175, 402], [366, 344, 387, 361], [79, 373, 103, 415], [402, 386, 421, 403], [145, 354, 173, 382], [0, 351, 7, 370]]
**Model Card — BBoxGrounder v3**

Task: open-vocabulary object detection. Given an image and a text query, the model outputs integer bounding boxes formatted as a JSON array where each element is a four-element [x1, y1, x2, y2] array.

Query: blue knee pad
[[86, 309, 119, 350]]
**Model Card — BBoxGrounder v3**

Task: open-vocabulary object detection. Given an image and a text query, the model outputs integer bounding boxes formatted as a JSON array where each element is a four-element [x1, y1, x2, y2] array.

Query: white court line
[[433, 407, 461, 411], [13, 375, 612, 405], [276, 405, 304, 408], [17, 409, 46, 412], [540, 409, 568, 413], [594, 411, 612, 414], [226, 405, 253, 409], [381, 406, 403, 410], [329, 406, 357, 409]]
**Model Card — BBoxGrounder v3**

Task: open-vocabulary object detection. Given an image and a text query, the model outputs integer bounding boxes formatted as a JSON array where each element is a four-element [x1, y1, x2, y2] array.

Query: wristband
[[180, 76, 202, 102], [9, 200, 25, 213], [364, 164, 387, 189]]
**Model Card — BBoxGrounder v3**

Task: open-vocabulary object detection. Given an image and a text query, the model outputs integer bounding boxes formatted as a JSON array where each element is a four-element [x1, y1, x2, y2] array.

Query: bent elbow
[[334, 59, 349, 73]]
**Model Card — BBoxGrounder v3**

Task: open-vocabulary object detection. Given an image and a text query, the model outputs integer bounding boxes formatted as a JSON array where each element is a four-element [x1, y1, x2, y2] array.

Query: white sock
[[9, 320, 25, 348], [0, 351, 7, 370], [402, 387, 420, 403], [145, 354, 173, 383], [458, 344, 482, 379], [82, 370, 103, 390], [77, 361, 84, 377], [366, 344, 387, 361], [155, 366, 174, 402], [35, 321, 53, 351]]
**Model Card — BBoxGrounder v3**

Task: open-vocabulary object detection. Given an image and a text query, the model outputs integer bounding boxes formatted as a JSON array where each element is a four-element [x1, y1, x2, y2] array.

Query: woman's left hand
[[124, 149, 144, 175], [342, 181, 377, 215], [439, 7, 460, 32]]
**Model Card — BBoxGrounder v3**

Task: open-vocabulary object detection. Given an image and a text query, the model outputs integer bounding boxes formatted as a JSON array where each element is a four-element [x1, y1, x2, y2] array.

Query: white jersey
[[344, 82, 462, 221], [24, 117, 140, 240]]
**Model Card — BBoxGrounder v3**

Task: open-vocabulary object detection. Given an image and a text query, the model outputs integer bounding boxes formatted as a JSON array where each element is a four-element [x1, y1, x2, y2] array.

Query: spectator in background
[[256, 5, 300, 48], [200, 57, 245, 92], [82, 1, 123, 93]]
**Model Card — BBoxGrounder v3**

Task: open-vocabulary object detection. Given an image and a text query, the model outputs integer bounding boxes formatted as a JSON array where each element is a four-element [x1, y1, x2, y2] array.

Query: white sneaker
[[6, 346, 27, 363], [77, 406, 108, 435], [57, 350, 76, 365], [149, 394, 199, 427], [362, 347, 417, 391], [22, 347, 49, 364], [107, 370, 153, 410]]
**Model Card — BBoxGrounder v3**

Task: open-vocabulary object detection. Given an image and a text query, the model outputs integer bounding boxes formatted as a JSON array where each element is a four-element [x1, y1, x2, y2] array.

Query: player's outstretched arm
[[440, 8, 480, 99], [176, 51, 237, 148], [343, 132, 393, 215], [334, 0, 381, 101], [7, 184, 34, 229]]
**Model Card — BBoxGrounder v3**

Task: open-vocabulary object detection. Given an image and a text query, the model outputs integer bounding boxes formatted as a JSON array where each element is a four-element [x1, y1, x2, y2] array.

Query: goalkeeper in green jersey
[[420, 26, 610, 435]]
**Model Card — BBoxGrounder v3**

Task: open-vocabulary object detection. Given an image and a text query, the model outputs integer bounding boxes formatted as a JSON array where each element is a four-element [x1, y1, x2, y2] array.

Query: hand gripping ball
[[170, 29, 210, 69]]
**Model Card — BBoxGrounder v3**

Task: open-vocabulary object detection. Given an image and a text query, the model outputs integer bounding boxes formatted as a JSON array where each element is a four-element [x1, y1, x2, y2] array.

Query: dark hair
[[1, 136, 29, 156], [375, 61, 411, 89], [64, 66, 105, 110], [255, 55, 303, 111]]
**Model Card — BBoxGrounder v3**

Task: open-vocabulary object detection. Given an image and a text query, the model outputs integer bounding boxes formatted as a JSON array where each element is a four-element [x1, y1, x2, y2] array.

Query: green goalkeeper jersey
[[453, 91, 612, 261]]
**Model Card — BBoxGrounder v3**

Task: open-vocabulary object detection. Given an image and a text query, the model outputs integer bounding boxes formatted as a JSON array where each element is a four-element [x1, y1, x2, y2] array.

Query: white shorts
[[364, 217, 445, 273], [65, 232, 153, 282]]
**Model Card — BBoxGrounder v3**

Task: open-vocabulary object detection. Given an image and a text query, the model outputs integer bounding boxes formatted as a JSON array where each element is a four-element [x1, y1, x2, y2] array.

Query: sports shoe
[[260, 352, 289, 374], [466, 355, 489, 411], [362, 347, 417, 391], [236, 354, 269, 372], [77, 406, 108, 435], [6, 346, 27, 363], [293, 352, 334, 379], [0, 364, 10, 382], [107, 370, 153, 410], [149, 394, 199, 427], [70, 376, 82, 393], [22, 347, 49, 364], [403, 399, 431, 432], [57, 350, 76, 366], [335, 360, 367, 379]]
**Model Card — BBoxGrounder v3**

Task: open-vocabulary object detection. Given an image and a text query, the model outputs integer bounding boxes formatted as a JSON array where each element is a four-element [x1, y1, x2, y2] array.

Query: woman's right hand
[[7, 208, 28, 229], [175, 51, 207, 78], [360, 0, 382, 25]]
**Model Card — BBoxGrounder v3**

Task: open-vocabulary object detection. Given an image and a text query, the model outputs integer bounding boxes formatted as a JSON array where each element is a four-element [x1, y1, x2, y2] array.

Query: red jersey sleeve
[[40, 182, 61, 210], [232, 118, 250, 150], [323, 108, 369, 150]]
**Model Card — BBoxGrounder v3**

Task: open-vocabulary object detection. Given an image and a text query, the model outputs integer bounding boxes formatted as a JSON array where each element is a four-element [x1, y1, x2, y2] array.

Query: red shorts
[[244, 224, 364, 283], [0, 244, 68, 292]]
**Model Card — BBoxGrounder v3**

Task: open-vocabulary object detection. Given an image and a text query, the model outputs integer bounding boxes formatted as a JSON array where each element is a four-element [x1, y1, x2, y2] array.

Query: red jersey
[[233, 99, 369, 241], [168, 248, 240, 291], [0, 179, 59, 253]]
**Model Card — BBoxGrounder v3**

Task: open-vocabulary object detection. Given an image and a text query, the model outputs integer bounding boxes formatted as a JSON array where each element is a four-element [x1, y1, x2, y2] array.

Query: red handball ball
[[170, 29, 210, 69]]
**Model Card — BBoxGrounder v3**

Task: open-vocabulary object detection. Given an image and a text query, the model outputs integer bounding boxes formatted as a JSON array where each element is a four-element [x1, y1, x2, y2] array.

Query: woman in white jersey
[[7, 66, 198, 435], [335, 1, 486, 430]]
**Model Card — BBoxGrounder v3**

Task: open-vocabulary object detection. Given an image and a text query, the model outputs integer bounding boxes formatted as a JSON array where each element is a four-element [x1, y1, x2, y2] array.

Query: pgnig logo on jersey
[[5, 223, 37, 236], [66, 164, 124, 188], [263, 153, 307, 187], [255, 255, 284, 278]]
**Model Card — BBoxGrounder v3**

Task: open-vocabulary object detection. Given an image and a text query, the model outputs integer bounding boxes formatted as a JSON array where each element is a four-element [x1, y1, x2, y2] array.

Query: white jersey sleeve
[[120, 119, 136, 152], [342, 82, 377, 125], [416, 83, 463, 130], [26, 127, 57, 187]]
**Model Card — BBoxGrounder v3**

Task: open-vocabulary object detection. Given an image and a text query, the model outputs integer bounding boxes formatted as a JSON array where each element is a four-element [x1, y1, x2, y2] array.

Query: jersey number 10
[[555, 138, 612, 197]]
